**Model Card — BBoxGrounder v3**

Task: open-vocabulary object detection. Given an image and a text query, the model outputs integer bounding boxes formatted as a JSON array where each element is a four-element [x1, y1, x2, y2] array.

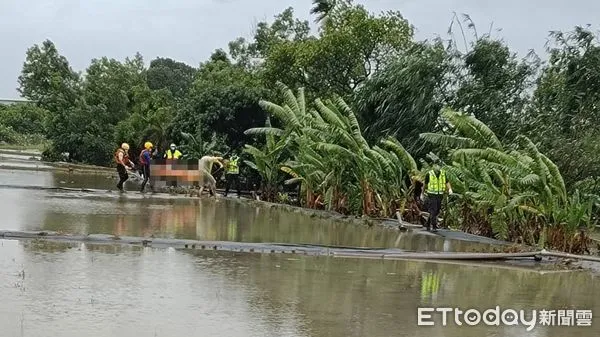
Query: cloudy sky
[[1, 0, 598, 99]]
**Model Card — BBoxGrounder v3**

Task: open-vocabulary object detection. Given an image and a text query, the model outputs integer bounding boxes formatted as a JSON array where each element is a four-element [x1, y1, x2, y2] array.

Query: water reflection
[[0, 183, 497, 252], [421, 270, 442, 301], [52, 171, 117, 190], [2, 240, 598, 337], [0, 169, 53, 187], [0, 169, 551, 253], [2, 165, 599, 337]]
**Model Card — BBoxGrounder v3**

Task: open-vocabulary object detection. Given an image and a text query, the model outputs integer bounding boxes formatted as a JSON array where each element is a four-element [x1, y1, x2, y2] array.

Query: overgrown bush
[[0, 103, 48, 135], [0, 125, 20, 144], [420, 108, 598, 253], [0, 124, 47, 147]]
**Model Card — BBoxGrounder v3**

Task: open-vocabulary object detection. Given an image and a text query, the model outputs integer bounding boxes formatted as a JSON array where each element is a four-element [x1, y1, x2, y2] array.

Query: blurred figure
[[224, 153, 241, 198], [164, 143, 183, 187]]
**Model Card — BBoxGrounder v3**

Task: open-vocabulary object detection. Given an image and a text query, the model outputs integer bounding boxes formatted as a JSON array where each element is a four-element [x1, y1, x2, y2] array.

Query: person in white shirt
[[198, 155, 223, 197]]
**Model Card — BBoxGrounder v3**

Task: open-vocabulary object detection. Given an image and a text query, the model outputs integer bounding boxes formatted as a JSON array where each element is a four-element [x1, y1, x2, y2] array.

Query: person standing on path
[[164, 143, 183, 187], [115, 143, 135, 192], [139, 141, 154, 193], [164, 143, 182, 159], [224, 153, 241, 198], [421, 163, 452, 232]]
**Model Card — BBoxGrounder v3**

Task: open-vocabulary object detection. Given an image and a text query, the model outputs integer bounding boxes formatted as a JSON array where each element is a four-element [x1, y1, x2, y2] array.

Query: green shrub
[[0, 124, 20, 144], [0, 103, 48, 135]]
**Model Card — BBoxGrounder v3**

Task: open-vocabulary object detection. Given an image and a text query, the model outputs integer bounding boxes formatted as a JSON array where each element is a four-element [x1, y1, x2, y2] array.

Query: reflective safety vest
[[227, 157, 239, 174], [165, 149, 182, 159], [427, 170, 446, 194]]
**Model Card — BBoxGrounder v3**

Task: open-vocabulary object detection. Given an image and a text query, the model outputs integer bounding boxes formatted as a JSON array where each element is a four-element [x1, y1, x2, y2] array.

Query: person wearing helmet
[[139, 141, 154, 193], [115, 143, 135, 192], [422, 162, 453, 232], [224, 153, 241, 198], [163, 143, 182, 187], [164, 143, 182, 159]]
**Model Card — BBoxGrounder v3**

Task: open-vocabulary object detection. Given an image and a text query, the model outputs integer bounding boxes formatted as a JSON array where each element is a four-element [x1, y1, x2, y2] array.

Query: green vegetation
[[0, 103, 48, 147], [245, 82, 417, 218], [10, 0, 600, 253], [421, 108, 595, 252]]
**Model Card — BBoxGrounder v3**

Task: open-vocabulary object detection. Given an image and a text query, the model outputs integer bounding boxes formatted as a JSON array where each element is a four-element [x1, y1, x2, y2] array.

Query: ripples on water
[[0, 240, 598, 337], [0, 168, 599, 336], [1, 186, 499, 252]]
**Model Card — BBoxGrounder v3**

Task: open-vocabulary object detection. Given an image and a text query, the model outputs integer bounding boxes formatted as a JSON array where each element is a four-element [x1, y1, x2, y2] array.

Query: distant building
[[0, 98, 32, 105]]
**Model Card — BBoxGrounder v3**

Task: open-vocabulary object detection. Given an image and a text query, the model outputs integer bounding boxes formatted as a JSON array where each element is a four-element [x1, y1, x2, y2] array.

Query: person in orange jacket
[[115, 143, 135, 192]]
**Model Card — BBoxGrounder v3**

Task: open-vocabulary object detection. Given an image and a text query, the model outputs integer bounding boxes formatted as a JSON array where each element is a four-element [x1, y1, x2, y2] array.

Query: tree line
[[4, 0, 599, 252]]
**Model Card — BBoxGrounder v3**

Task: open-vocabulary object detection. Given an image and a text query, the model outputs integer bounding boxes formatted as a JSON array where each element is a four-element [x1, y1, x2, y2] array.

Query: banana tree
[[280, 140, 336, 210], [180, 129, 228, 160], [243, 117, 289, 202], [245, 82, 417, 217], [420, 107, 597, 252], [311, 96, 380, 216]]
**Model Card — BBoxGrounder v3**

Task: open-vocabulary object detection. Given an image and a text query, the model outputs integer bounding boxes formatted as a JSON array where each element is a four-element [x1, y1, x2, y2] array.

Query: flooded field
[[0, 158, 599, 336], [1, 240, 598, 337], [0, 169, 499, 252]]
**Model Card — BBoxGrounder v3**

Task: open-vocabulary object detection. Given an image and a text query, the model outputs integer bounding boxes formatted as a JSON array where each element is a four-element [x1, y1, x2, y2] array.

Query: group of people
[[114, 141, 242, 197], [114, 141, 157, 193], [115, 141, 451, 230]]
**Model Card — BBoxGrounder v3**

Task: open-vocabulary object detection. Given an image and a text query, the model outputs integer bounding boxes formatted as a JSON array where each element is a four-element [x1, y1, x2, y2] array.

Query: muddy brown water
[[0, 169, 495, 252], [1, 240, 599, 337], [1, 163, 599, 336]]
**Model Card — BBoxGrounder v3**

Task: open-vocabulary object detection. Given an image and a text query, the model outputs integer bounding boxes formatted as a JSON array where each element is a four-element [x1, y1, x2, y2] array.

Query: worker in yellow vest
[[224, 154, 241, 197], [421, 163, 452, 232], [163, 143, 182, 188], [164, 143, 182, 159]]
